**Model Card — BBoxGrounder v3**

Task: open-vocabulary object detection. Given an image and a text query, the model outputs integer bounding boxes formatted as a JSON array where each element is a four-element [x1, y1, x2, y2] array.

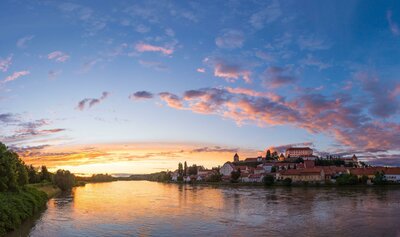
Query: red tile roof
[[279, 167, 322, 175]]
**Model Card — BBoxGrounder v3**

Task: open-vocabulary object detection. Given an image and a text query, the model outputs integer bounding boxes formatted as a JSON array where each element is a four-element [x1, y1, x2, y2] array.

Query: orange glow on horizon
[[17, 142, 258, 174]]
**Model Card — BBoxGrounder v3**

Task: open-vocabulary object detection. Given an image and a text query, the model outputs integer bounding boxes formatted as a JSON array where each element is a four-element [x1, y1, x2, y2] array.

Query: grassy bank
[[27, 183, 61, 199], [0, 187, 48, 236]]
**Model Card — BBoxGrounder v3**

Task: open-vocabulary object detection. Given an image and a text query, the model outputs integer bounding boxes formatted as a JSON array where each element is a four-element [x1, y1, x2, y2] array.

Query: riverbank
[[0, 186, 49, 236], [160, 180, 400, 188], [27, 183, 62, 198]]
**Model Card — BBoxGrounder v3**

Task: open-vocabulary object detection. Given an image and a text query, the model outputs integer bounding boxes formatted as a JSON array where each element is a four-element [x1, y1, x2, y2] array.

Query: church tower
[[234, 153, 239, 162]]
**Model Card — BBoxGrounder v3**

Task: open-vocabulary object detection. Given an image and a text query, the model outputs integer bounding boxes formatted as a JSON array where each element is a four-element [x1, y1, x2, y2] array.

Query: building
[[349, 167, 400, 183], [277, 168, 325, 183], [171, 170, 179, 181], [234, 153, 239, 162], [384, 168, 400, 183], [285, 147, 313, 158], [219, 162, 235, 176]]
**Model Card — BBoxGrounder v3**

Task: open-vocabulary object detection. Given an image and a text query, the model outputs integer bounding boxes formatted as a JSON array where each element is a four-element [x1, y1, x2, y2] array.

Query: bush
[[283, 178, 292, 186], [206, 173, 222, 182], [336, 174, 358, 185], [53, 170, 75, 191], [0, 187, 47, 235], [263, 175, 274, 186], [230, 169, 241, 183], [373, 171, 387, 185]]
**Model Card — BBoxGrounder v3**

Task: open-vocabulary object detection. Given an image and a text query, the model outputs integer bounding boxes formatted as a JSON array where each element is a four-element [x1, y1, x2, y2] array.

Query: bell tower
[[234, 153, 239, 162]]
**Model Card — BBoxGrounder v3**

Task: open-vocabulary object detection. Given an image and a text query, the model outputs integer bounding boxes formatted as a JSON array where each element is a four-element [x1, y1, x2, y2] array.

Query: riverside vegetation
[[0, 142, 76, 236]]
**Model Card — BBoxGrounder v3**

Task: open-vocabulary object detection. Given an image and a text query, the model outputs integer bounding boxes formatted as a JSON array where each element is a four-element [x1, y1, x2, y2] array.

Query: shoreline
[[1, 183, 61, 236], [117, 179, 400, 188]]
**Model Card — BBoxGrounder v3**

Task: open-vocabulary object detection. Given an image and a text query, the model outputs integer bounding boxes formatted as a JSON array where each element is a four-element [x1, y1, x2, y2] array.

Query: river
[[7, 181, 400, 236]]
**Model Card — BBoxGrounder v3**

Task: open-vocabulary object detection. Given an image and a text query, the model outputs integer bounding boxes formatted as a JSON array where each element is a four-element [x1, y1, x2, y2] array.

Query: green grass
[[27, 182, 61, 199], [0, 186, 48, 236]]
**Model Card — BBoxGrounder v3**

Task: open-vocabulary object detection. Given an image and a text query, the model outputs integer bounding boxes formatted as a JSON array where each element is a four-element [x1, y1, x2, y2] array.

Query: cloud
[[387, 10, 399, 36], [3, 70, 30, 83], [1, 117, 66, 144], [48, 70, 62, 80], [16, 35, 34, 48], [138, 60, 168, 71], [135, 24, 150, 33], [0, 55, 12, 72], [300, 54, 331, 70], [81, 58, 101, 73], [298, 35, 331, 51], [129, 91, 154, 100], [190, 146, 238, 153], [47, 51, 70, 62], [356, 72, 399, 118], [196, 68, 205, 73], [0, 113, 18, 123], [215, 29, 244, 49], [250, 0, 282, 29], [76, 91, 110, 111], [158, 92, 183, 109], [214, 60, 251, 83], [135, 43, 173, 55], [57, 2, 106, 36], [263, 66, 297, 88], [255, 51, 275, 63], [155, 86, 400, 152]]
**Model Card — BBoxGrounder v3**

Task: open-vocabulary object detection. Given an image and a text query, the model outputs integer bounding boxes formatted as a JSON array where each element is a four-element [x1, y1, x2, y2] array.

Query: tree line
[[0, 142, 76, 192]]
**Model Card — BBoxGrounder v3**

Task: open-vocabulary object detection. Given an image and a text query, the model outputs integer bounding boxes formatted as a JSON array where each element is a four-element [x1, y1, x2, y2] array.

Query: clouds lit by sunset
[[1, 0, 400, 173]]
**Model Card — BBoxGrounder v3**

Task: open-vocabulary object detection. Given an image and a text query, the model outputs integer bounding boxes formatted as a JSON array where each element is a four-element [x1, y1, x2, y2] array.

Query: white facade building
[[220, 162, 235, 176], [285, 147, 313, 157]]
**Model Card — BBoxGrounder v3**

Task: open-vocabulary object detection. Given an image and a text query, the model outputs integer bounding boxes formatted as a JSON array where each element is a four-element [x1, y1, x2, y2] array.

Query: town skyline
[[1, 0, 400, 174]]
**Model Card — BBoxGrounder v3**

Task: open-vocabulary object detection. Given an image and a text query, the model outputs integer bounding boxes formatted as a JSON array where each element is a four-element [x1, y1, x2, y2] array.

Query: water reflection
[[8, 181, 400, 237]]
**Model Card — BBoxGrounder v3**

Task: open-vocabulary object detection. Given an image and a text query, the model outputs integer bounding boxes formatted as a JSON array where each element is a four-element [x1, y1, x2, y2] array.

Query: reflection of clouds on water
[[24, 181, 400, 237]]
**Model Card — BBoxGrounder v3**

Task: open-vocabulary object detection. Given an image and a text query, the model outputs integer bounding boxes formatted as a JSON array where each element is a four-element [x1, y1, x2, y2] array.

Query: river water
[[7, 181, 400, 236]]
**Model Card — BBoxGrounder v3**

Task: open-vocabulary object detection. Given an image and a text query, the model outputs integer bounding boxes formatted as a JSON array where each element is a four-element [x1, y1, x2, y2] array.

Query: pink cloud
[[135, 43, 173, 55], [196, 68, 205, 73], [214, 62, 251, 83], [48, 51, 70, 62], [158, 92, 183, 109], [76, 92, 110, 111], [0, 55, 12, 72], [156, 86, 400, 152], [3, 70, 30, 83]]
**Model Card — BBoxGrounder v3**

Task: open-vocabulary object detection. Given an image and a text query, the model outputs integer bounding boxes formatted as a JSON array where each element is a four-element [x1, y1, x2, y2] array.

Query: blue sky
[[1, 0, 400, 173]]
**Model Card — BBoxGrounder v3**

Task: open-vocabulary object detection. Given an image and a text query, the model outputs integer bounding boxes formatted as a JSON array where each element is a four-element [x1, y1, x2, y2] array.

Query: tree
[[40, 165, 51, 182], [283, 178, 292, 186], [360, 175, 368, 184], [373, 171, 386, 185], [206, 173, 222, 182], [184, 161, 188, 176], [230, 168, 241, 182], [266, 149, 271, 160], [27, 165, 40, 183], [336, 174, 358, 185], [0, 143, 20, 191], [178, 163, 183, 177], [263, 175, 274, 186], [188, 164, 198, 175], [16, 161, 28, 186], [272, 151, 278, 159], [53, 169, 75, 191]]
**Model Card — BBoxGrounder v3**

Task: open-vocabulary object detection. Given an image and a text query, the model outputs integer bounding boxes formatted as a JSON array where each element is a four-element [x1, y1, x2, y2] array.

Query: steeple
[[234, 153, 239, 162]]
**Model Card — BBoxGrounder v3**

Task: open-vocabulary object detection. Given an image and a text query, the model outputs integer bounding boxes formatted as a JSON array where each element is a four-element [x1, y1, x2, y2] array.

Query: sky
[[1, 0, 400, 174]]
